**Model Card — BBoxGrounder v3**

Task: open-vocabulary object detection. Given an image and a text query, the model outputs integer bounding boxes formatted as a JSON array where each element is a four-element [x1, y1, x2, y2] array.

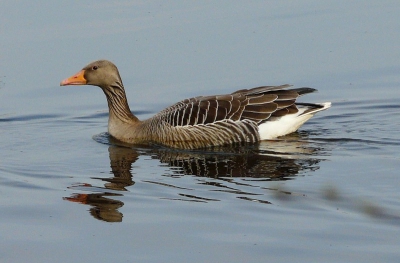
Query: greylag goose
[[60, 60, 331, 149]]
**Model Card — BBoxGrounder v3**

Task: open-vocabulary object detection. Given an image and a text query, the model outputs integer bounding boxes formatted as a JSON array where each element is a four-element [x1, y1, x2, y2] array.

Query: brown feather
[[227, 99, 242, 119], [216, 94, 234, 101], [248, 94, 278, 104], [244, 104, 277, 113], [216, 106, 228, 121], [271, 108, 289, 117], [289, 87, 316, 96], [274, 90, 299, 100], [240, 111, 272, 123], [231, 106, 245, 121], [287, 105, 299, 114], [181, 107, 190, 126], [198, 106, 208, 124], [275, 99, 296, 109], [189, 105, 200, 125], [204, 106, 217, 123], [217, 100, 232, 113]]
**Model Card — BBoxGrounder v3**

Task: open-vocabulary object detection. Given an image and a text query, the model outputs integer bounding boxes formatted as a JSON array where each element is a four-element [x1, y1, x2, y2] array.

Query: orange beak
[[60, 70, 87, 86]]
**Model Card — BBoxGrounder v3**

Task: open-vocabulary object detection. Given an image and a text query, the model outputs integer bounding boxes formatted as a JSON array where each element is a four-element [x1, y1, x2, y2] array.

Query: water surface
[[1, 1, 400, 262]]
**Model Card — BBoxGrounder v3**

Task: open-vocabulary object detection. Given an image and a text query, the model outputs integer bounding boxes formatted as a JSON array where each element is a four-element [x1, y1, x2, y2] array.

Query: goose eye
[[92, 66, 98, 70]]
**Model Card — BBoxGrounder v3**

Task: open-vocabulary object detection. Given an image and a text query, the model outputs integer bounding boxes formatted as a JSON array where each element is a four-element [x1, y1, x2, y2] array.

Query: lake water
[[1, 1, 400, 262]]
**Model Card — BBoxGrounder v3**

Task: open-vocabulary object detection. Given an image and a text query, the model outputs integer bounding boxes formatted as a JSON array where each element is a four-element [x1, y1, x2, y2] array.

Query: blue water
[[1, 1, 400, 262]]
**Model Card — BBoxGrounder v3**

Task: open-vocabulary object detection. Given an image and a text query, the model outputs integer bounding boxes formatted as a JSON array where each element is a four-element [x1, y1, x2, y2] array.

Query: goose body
[[60, 60, 331, 149]]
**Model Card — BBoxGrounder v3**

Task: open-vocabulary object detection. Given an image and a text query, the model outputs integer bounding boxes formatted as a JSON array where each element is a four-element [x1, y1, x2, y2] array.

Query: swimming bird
[[60, 60, 331, 149]]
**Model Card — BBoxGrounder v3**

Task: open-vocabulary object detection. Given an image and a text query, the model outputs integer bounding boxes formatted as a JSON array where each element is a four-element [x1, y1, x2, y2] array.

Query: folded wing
[[156, 84, 316, 127]]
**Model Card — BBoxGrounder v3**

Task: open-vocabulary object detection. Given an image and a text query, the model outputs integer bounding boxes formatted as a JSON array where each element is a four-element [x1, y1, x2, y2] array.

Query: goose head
[[60, 60, 123, 90]]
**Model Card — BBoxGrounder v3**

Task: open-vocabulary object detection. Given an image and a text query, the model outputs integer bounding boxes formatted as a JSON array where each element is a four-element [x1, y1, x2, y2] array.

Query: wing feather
[[154, 85, 317, 127]]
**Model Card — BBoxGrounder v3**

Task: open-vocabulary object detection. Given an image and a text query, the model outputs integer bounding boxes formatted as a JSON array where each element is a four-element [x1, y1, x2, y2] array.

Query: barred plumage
[[61, 60, 331, 149]]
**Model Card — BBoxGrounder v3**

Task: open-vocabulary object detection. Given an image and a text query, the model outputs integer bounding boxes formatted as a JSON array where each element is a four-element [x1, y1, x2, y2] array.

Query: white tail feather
[[258, 102, 331, 140]]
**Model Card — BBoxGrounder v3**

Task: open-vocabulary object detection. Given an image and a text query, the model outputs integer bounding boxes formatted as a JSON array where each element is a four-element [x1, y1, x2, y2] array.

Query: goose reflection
[[64, 132, 329, 222], [63, 146, 138, 222]]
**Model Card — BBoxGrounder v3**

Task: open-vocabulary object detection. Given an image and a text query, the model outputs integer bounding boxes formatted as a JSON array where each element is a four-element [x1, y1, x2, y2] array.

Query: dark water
[[1, 1, 400, 263]]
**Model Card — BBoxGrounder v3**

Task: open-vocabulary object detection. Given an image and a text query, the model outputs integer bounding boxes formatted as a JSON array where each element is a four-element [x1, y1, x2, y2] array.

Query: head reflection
[[64, 133, 327, 222]]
